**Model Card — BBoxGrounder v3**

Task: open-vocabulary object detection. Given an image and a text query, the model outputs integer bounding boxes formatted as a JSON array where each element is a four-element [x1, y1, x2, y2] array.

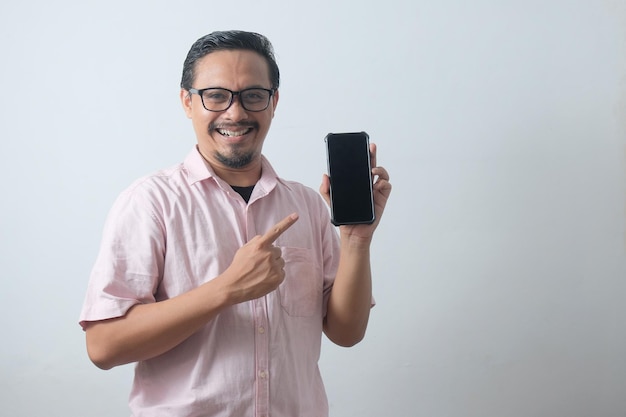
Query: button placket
[[253, 297, 270, 417], [248, 207, 269, 417]]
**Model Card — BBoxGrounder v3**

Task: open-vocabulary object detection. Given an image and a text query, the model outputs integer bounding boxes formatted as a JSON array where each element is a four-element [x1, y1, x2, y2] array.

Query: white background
[[1, 1, 625, 416]]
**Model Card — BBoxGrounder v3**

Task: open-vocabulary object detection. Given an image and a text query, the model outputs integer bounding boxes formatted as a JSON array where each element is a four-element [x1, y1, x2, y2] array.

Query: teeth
[[218, 128, 251, 137]]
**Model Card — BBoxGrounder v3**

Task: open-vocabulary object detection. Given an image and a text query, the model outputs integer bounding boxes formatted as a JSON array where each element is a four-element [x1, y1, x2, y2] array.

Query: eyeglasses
[[188, 87, 275, 112]]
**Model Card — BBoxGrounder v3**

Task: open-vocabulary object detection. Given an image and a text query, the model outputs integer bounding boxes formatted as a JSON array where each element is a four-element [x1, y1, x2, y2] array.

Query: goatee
[[214, 149, 255, 169]]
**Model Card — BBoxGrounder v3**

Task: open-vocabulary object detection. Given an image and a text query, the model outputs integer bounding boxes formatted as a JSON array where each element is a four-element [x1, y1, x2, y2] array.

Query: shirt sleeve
[[318, 194, 341, 317], [79, 180, 166, 329]]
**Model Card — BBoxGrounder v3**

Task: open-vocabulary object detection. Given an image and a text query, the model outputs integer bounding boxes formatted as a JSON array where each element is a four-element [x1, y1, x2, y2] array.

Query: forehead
[[193, 49, 271, 88]]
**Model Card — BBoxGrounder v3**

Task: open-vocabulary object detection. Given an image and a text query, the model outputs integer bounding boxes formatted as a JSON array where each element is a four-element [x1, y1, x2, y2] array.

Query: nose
[[223, 94, 248, 120]]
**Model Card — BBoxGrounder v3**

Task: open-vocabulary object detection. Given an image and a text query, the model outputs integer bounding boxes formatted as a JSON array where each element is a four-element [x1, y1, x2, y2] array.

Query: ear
[[180, 88, 193, 119]]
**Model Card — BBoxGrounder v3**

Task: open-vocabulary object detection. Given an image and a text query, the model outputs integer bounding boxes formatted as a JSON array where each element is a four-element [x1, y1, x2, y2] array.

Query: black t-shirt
[[230, 185, 255, 203]]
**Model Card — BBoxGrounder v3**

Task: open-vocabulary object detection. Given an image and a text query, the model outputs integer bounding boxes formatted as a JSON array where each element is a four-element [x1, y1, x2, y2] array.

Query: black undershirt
[[230, 185, 255, 203]]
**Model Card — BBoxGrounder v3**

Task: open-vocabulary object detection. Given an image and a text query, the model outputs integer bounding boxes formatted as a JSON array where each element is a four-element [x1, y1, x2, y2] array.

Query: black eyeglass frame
[[188, 87, 276, 112]]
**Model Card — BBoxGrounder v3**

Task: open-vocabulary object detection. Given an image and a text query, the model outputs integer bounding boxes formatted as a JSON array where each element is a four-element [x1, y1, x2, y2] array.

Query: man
[[80, 30, 391, 416]]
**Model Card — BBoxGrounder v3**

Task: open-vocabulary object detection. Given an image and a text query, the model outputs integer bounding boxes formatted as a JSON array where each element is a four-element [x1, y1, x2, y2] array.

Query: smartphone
[[324, 132, 375, 226]]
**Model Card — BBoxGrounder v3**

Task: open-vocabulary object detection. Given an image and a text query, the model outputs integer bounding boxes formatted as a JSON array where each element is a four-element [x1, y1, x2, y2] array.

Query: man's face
[[181, 49, 278, 171]]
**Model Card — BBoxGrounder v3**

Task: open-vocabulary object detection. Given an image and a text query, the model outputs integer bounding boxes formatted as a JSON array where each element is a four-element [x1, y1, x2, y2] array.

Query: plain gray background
[[1, 1, 625, 416]]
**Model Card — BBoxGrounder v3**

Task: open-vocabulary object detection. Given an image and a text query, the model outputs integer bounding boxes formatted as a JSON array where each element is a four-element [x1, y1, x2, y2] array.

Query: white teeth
[[217, 128, 251, 137]]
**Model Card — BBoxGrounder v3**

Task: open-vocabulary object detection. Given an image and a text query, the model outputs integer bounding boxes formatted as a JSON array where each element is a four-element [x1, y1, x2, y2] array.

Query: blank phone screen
[[325, 132, 375, 225]]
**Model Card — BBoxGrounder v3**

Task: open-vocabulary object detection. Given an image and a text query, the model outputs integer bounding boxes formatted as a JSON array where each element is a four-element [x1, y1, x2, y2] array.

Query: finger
[[372, 166, 390, 182], [369, 142, 377, 170], [319, 174, 330, 206], [259, 213, 299, 246], [270, 246, 282, 260]]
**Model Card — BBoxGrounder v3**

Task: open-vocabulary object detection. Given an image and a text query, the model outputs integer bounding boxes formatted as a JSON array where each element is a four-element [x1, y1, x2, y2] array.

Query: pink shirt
[[80, 148, 341, 417]]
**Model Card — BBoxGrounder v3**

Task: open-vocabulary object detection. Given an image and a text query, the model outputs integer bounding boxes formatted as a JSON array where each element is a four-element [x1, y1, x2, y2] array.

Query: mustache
[[209, 121, 258, 131]]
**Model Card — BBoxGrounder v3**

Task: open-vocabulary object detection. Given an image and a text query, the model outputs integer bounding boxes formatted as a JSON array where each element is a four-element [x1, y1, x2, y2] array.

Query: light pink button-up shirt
[[80, 148, 341, 417]]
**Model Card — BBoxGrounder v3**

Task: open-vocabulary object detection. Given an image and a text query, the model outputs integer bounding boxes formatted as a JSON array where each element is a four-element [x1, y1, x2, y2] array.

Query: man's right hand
[[220, 212, 299, 304]]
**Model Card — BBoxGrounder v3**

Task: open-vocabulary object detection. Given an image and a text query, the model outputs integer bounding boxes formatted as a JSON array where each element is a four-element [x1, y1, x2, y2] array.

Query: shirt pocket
[[277, 247, 321, 317]]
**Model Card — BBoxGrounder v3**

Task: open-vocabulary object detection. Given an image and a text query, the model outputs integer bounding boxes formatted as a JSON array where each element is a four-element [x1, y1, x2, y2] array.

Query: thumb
[[319, 174, 330, 206]]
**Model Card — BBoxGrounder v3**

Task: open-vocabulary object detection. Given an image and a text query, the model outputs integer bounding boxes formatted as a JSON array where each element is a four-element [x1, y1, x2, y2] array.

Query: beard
[[209, 121, 259, 169], [214, 147, 255, 169]]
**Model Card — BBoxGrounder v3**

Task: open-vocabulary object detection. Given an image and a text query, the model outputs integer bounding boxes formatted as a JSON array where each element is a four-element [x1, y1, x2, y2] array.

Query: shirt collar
[[184, 146, 213, 185], [184, 146, 282, 195]]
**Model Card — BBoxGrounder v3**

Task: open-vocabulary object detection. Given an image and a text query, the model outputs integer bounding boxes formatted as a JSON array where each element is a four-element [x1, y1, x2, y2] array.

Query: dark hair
[[180, 30, 280, 91]]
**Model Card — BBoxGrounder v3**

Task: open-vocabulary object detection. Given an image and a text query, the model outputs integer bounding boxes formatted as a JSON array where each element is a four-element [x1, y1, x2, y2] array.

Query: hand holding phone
[[325, 132, 376, 226]]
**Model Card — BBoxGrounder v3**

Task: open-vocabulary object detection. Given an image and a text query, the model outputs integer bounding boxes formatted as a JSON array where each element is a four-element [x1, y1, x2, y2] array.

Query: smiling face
[[181, 49, 279, 183]]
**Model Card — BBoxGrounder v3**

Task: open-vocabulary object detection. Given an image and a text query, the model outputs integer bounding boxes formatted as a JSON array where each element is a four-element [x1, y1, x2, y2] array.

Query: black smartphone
[[324, 132, 376, 226]]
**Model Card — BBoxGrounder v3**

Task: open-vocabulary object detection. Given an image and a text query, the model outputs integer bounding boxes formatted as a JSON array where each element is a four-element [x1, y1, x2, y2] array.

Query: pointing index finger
[[259, 213, 299, 246]]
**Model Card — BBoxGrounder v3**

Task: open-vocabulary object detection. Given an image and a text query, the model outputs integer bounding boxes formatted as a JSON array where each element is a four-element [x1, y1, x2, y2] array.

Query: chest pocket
[[277, 247, 321, 317]]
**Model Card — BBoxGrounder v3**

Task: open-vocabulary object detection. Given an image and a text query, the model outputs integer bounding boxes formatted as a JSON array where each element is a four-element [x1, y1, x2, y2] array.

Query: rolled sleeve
[[79, 180, 165, 329]]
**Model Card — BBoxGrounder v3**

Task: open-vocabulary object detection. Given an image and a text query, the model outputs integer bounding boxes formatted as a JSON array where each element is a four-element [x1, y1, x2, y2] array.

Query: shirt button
[[258, 326, 265, 334], [259, 370, 267, 379]]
